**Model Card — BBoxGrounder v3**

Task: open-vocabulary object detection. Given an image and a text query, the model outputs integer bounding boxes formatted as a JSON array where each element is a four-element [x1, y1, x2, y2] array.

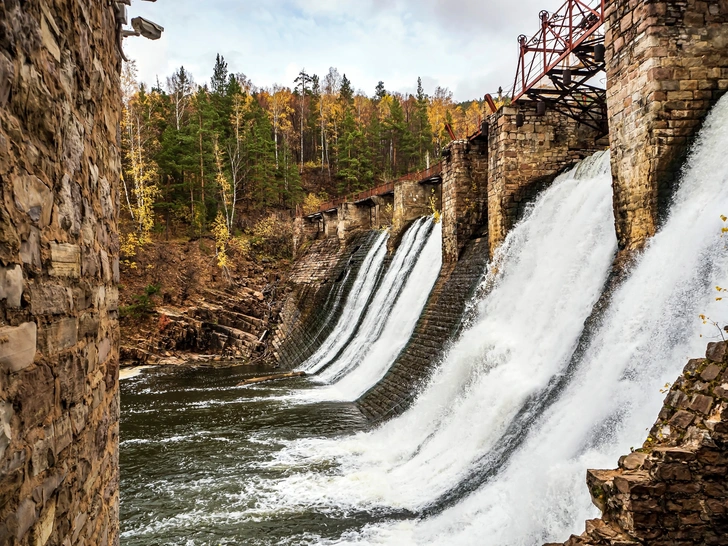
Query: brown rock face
[[0, 1, 122, 545], [552, 341, 728, 546]]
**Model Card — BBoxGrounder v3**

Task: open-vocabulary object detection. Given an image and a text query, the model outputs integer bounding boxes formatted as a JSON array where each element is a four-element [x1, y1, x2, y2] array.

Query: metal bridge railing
[[302, 162, 443, 218]]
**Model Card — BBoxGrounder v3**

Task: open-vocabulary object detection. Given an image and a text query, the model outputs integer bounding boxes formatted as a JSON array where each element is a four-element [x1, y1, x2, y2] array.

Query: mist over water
[[121, 97, 728, 546]]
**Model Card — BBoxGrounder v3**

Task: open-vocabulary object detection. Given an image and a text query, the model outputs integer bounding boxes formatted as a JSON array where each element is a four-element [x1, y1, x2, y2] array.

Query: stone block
[[13, 175, 52, 227], [15, 498, 38, 540], [688, 393, 715, 415], [70, 403, 88, 436], [38, 318, 78, 355], [20, 228, 42, 269], [0, 322, 37, 372], [54, 415, 72, 455], [98, 337, 112, 365], [669, 409, 695, 429], [706, 341, 727, 363], [0, 401, 13, 460], [702, 364, 723, 382], [33, 499, 55, 546], [29, 284, 73, 315], [0, 264, 23, 307], [49, 243, 81, 278], [56, 174, 82, 236]]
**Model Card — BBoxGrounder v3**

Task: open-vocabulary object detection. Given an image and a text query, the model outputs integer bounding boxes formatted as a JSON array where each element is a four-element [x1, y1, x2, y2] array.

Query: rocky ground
[[118, 237, 291, 368]]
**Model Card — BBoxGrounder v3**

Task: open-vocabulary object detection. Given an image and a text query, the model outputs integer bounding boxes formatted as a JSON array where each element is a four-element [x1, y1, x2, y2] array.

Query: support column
[[392, 178, 436, 246], [336, 202, 370, 241], [292, 216, 320, 257], [0, 2, 122, 544], [487, 104, 602, 254], [606, 0, 728, 251], [441, 140, 488, 264]]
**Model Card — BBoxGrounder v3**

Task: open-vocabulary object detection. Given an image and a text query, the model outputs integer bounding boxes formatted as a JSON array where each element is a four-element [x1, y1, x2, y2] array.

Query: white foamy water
[[298, 231, 388, 373], [305, 218, 432, 377], [245, 150, 618, 517], [299, 218, 441, 400], [272, 94, 728, 546]]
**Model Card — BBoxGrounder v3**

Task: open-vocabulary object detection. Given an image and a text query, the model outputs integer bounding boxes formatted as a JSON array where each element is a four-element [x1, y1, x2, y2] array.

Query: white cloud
[[122, 0, 566, 101]]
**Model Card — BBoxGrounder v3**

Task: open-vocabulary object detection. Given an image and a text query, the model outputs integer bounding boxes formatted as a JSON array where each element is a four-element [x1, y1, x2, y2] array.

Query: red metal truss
[[512, 0, 605, 103]]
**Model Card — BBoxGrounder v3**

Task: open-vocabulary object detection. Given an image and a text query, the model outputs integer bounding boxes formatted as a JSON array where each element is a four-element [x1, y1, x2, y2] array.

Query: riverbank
[[119, 238, 291, 366]]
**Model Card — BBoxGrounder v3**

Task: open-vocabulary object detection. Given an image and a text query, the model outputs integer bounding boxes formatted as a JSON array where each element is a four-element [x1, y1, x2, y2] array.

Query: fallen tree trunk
[[238, 371, 306, 386]]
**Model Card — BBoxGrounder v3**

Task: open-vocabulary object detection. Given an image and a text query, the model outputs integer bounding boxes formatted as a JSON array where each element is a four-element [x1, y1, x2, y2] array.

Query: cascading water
[[307, 219, 442, 401], [297, 230, 388, 374], [312, 218, 436, 379], [120, 95, 728, 546], [249, 150, 617, 519], [245, 92, 728, 545]]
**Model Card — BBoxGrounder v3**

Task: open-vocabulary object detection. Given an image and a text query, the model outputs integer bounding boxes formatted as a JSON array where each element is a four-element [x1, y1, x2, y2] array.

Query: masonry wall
[[606, 0, 728, 252], [337, 202, 370, 241], [0, 1, 122, 545], [441, 140, 488, 263], [487, 104, 603, 254], [551, 341, 728, 546], [272, 231, 383, 368], [392, 178, 436, 246]]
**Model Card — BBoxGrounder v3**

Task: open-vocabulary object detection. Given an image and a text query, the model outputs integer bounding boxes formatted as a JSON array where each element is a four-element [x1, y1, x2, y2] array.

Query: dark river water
[[119, 364, 397, 546]]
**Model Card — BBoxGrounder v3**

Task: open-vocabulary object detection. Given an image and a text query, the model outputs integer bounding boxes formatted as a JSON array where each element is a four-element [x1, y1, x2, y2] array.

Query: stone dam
[[2, 1, 728, 545]]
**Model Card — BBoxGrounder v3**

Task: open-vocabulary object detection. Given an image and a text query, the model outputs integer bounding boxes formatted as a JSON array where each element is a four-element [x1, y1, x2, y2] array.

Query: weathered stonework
[[606, 0, 728, 252], [272, 231, 384, 368], [487, 104, 603, 254], [441, 140, 487, 263], [0, 1, 121, 545], [322, 210, 338, 239], [292, 216, 321, 258], [552, 341, 728, 546], [336, 202, 371, 241], [392, 177, 439, 249]]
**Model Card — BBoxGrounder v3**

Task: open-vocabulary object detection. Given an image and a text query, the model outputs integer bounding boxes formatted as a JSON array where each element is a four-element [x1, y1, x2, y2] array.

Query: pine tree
[[210, 54, 229, 96], [414, 77, 433, 169], [375, 81, 386, 102], [340, 74, 354, 107]]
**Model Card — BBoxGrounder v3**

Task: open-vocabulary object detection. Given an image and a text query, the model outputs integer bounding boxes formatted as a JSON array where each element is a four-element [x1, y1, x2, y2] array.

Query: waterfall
[[253, 94, 728, 546], [297, 230, 388, 373], [307, 219, 442, 401], [310, 217, 437, 380], [250, 150, 618, 522], [407, 92, 728, 546]]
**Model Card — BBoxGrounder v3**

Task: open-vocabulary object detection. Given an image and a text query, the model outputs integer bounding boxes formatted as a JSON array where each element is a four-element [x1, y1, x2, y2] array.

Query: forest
[[120, 54, 501, 258]]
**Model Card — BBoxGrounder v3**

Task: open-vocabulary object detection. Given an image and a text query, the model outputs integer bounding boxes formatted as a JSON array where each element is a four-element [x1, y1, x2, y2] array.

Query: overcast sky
[[124, 0, 565, 102]]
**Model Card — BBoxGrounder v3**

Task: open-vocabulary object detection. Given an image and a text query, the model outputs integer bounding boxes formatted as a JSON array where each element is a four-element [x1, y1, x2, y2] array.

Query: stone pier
[[441, 140, 488, 263], [606, 0, 728, 252], [487, 103, 603, 254], [392, 176, 440, 246], [0, 1, 122, 545]]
